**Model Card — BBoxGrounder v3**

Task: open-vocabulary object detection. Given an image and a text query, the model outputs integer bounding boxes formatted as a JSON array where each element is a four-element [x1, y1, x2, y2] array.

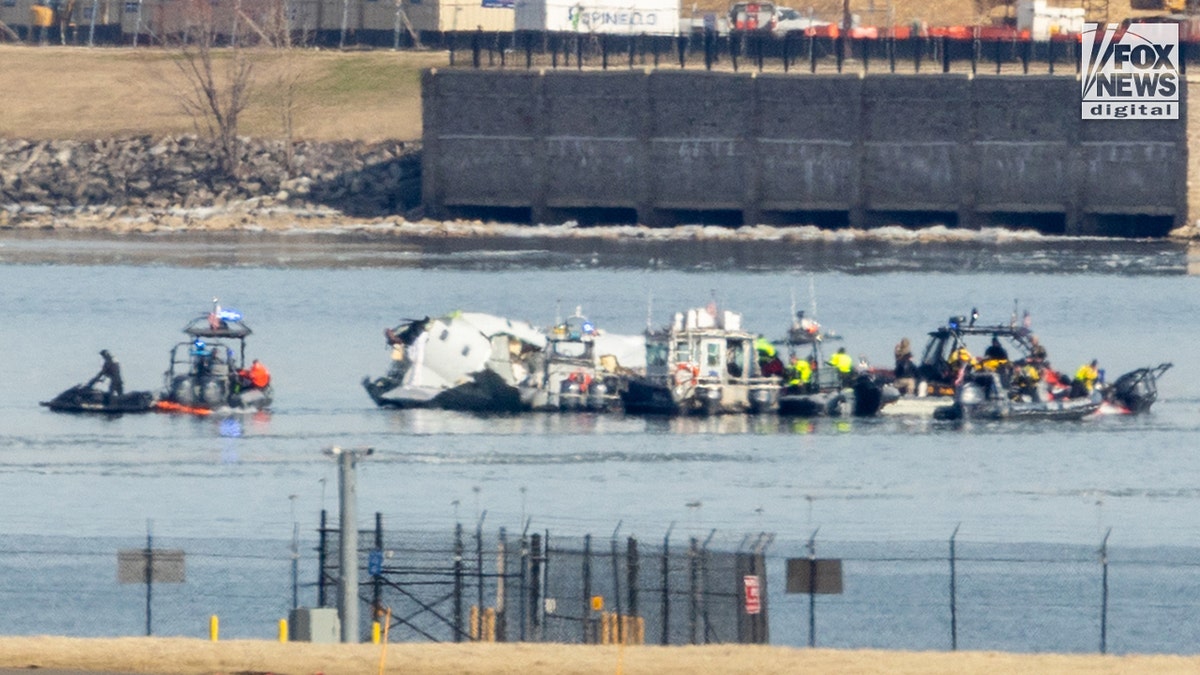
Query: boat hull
[[621, 378, 777, 416], [40, 385, 155, 414], [364, 369, 527, 414]]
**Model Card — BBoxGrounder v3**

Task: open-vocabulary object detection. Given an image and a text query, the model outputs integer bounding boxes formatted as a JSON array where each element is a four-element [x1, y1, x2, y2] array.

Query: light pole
[[324, 446, 374, 643]]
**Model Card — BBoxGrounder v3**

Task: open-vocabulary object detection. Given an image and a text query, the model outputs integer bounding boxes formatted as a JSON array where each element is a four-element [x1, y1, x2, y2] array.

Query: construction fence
[[0, 519, 1198, 653]]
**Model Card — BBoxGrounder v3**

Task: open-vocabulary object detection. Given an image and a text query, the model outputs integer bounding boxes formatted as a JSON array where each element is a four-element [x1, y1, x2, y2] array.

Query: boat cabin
[[917, 312, 1037, 393], [645, 308, 758, 382]]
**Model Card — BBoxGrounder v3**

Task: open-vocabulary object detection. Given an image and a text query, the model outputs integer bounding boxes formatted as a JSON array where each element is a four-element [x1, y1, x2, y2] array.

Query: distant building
[[1016, 0, 1084, 40]]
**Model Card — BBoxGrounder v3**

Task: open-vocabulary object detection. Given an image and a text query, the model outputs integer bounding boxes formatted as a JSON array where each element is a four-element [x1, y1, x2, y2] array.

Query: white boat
[[621, 305, 779, 416], [363, 311, 547, 413], [523, 310, 645, 412]]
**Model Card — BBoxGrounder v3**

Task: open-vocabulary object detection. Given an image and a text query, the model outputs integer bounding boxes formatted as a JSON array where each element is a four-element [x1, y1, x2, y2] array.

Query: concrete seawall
[[422, 69, 1189, 237]]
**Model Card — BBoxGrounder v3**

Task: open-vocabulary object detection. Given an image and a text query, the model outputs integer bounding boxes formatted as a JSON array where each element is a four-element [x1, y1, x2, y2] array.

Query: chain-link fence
[[2, 519, 1199, 654], [316, 514, 769, 646]]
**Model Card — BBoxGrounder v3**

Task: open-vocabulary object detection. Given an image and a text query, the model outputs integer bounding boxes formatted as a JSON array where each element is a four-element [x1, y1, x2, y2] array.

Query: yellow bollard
[[279, 618, 288, 643], [209, 615, 219, 642], [372, 621, 381, 644]]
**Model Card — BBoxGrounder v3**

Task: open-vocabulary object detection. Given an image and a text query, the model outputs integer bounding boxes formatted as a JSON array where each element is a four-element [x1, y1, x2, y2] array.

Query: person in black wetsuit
[[87, 349, 124, 397]]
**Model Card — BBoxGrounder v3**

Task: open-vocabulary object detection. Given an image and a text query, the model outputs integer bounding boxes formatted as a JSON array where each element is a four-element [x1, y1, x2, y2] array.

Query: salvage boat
[[774, 312, 898, 417], [932, 369, 1102, 422], [885, 309, 1169, 418], [523, 309, 644, 412], [156, 302, 273, 414], [363, 311, 547, 413], [621, 305, 778, 416], [41, 384, 155, 415]]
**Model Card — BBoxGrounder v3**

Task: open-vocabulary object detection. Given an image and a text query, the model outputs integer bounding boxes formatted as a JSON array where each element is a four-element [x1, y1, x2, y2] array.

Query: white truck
[[515, 0, 681, 36]]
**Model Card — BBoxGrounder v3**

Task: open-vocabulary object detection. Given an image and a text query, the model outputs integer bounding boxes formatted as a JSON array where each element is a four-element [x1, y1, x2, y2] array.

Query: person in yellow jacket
[[786, 356, 812, 389], [828, 347, 853, 386], [1074, 359, 1100, 395]]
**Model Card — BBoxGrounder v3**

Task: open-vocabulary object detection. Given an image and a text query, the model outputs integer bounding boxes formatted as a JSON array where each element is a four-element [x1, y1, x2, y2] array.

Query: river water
[[1, 228, 1199, 648], [1, 228, 1195, 547]]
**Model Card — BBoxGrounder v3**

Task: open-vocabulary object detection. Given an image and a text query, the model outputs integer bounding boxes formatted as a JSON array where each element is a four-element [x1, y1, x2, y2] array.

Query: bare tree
[[172, 0, 257, 176]]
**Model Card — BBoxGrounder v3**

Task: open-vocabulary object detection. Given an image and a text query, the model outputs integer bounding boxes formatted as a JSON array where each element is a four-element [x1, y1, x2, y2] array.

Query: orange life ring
[[674, 363, 700, 387]]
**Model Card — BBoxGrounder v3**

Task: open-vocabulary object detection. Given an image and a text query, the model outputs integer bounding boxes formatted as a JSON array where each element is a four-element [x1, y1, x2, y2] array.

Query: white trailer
[[515, 0, 680, 36]]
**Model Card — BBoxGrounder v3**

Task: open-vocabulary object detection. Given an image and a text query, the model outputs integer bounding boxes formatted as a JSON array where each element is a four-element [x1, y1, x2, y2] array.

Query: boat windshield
[[646, 342, 669, 367], [551, 340, 591, 359]]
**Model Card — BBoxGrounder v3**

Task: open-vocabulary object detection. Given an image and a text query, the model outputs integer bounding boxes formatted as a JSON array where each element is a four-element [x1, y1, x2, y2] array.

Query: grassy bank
[[0, 46, 436, 142]]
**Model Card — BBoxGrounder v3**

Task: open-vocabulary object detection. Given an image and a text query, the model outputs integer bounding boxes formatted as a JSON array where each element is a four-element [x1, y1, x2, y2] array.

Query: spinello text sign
[[1081, 22, 1179, 120]]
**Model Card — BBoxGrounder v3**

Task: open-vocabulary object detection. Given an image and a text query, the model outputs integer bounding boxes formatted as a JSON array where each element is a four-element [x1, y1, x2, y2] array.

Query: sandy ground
[[0, 637, 1198, 675]]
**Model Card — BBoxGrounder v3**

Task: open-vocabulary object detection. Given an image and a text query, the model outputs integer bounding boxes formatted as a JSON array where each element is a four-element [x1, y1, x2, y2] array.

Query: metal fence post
[[689, 536, 699, 645], [372, 512, 383, 626], [453, 522, 464, 642], [529, 531, 543, 641], [1100, 527, 1112, 654], [700, 529, 715, 643], [318, 509, 329, 607], [611, 522, 624, 644], [475, 513, 486, 641], [582, 533, 593, 643], [627, 536, 639, 627], [661, 526, 672, 645], [497, 527, 507, 641], [950, 524, 960, 651], [807, 527, 819, 647]]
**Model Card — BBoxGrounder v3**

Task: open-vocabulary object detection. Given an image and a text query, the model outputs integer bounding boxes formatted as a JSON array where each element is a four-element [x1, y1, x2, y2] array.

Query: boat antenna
[[1011, 299, 1018, 328], [808, 274, 817, 319], [646, 292, 653, 332], [555, 299, 562, 326]]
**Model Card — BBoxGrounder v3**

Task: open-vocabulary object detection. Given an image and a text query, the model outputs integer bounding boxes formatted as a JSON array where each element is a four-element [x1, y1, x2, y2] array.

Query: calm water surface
[[2, 231, 1198, 552]]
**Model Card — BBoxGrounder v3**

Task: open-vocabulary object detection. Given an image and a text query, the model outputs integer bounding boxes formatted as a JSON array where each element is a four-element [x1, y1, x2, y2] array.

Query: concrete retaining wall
[[422, 69, 1189, 236]]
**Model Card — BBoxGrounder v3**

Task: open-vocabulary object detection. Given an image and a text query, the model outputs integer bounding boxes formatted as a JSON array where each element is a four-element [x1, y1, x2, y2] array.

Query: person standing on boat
[[893, 344, 918, 396], [786, 356, 813, 390], [87, 349, 124, 398], [984, 335, 1009, 362], [828, 347, 853, 386], [1072, 359, 1100, 397], [755, 337, 784, 378]]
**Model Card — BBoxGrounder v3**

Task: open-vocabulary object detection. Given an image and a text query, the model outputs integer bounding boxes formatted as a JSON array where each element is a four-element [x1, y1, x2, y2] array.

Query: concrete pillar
[[957, 76, 979, 230], [420, 69, 442, 221], [531, 70, 550, 226], [742, 72, 763, 228], [636, 70, 659, 227]]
